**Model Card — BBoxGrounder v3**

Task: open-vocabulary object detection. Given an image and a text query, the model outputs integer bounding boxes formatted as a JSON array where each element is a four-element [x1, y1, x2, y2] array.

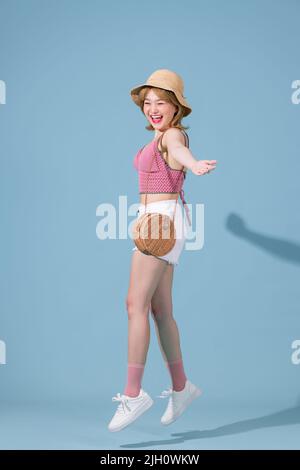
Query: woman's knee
[[125, 296, 150, 319]]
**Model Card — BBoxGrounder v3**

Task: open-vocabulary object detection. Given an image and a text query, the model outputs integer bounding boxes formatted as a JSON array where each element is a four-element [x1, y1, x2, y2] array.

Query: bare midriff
[[140, 193, 179, 204]]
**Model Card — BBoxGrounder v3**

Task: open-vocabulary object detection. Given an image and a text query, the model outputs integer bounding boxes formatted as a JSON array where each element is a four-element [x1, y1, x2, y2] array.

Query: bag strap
[[145, 131, 179, 222], [144, 129, 188, 223], [157, 128, 189, 154], [181, 129, 189, 148]]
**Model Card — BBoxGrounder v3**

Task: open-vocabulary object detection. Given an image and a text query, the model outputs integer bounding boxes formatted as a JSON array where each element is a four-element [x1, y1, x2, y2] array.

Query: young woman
[[108, 69, 217, 432]]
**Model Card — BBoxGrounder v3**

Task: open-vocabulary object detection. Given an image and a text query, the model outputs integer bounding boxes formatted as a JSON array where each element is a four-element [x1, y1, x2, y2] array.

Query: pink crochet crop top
[[133, 129, 191, 225]]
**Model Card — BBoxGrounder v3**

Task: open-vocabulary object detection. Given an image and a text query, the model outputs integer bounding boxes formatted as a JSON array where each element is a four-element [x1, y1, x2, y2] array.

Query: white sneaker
[[157, 379, 202, 426], [108, 388, 154, 432]]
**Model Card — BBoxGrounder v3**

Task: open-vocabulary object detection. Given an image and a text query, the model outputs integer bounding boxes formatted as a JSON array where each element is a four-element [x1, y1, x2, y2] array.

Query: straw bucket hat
[[130, 69, 192, 117]]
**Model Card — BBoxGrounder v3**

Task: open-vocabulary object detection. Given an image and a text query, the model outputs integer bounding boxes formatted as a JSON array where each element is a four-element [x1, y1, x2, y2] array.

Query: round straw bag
[[132, 210, 177, 256], [132, 136, 184, 257]]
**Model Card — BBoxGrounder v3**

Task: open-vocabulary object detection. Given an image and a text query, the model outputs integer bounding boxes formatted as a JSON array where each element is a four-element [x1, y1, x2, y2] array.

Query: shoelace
[[112, 393, 132, 413], [157, 388, 173, 399]]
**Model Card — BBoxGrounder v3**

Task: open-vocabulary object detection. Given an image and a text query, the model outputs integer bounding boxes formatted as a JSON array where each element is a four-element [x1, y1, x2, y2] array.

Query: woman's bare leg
[[124, 250, 168, 395], [150, 264, 182, 361], [150, 264, 187, 390]]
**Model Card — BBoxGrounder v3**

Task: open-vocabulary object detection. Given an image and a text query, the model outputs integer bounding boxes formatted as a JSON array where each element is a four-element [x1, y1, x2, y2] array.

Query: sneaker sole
[[161, 387, 202, 426], [108, 396, 154, 432]]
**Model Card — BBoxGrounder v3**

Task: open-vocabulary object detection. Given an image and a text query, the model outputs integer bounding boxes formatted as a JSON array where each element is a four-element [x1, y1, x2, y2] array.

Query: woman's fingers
[[205, 164, 216, 174], [193, 161, 217, 175], [205, 165, 216, 172]]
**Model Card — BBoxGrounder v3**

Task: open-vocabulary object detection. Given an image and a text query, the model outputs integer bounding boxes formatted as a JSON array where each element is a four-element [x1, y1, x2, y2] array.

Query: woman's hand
[[191, 160, 217, 176]]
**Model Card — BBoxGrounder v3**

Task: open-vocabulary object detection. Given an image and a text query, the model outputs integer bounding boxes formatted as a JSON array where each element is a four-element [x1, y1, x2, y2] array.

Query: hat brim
[[130, 84, 192, 117]]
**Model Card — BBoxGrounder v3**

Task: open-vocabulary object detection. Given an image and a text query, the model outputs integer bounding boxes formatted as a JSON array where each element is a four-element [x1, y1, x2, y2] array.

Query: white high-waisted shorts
[[132, 199, 189, 266]]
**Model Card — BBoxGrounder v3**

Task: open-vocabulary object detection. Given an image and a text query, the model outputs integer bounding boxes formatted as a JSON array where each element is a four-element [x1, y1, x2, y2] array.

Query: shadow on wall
[[225, 213, 300, 265]]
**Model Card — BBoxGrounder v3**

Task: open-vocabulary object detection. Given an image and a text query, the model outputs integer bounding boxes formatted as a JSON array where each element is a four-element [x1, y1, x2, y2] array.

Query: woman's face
[[143, 89, 177, 131]]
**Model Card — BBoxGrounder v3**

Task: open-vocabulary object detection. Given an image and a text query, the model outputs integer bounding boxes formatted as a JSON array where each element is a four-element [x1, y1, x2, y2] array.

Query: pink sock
[[166, 358, 187, 392], [123, 362, 145, 397]]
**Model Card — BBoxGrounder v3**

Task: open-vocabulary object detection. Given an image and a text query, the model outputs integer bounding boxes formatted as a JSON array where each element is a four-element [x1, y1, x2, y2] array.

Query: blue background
[[0, 0, 299, 450]]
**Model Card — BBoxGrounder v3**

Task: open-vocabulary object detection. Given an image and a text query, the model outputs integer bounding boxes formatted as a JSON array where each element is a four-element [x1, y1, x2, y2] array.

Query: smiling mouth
[[150, 115, 163, 123]]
